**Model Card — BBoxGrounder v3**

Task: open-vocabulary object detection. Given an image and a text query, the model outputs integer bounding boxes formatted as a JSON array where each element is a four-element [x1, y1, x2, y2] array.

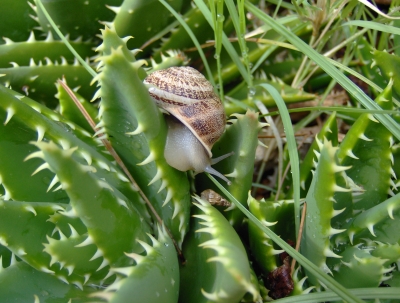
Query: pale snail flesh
[[143, 66, 232, 184]]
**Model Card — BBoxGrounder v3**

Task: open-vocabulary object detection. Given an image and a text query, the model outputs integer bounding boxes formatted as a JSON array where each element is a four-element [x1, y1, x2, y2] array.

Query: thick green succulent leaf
[[56, 80, 98, 133], [92, 227, 179, 303], [0, 32, 95, 68], [331, 246, 392, 288], [0, 199, 107, 286], [386, 271, 400, 287], [34, 140, 152, 268], [0, 199, 64, 273], [179, 197, 257, 303], [248, 194, 295, 274], [0, 60, 94, 108], [96, 27, 191, 245], [337, 81, 394, 211], [0, 0, 37, 43], [0, 86, 68, 202], [0, 85, 146, 216], [301, 138, 348, 288], [196, 110, 262, 228], [0, 262, 97, 303], [43, 219, 112, 285], [34, 0, 122, 41], [374, 49, 400, 99], [362, 239, 400, 267], [357, 37, 386, 97], [344, 192, 400, 245], [111, 0, 183, 51], [149, 50, 189, 71], [299, 112, 338, 196]]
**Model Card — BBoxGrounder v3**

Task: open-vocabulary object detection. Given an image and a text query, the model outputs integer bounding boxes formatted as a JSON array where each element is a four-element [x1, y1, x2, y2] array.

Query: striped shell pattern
[[143, 66, 226, 157]]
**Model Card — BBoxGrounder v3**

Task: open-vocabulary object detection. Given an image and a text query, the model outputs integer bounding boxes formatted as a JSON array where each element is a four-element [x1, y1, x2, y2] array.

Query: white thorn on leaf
[[137, 151, 155, 166], [31, 162, 50, 176], [96, 258, 110, 272], [148, 167, 162, 186], [162, 188, 173, 207], [359, 133, 373, 142], [25, 205, 37, 216], [126, 124, 144, 136], [346, 149, 359, 159], [75, 236, 94, 247], [367, 223, 376, 237], [47, 175, 59, 192], [4, 107, 15, 125], [36, 125, 45, 142]]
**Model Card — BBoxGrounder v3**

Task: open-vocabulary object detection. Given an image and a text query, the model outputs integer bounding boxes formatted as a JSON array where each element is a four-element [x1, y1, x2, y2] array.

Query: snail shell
[[144, 66, 225, 157], [201, 189, 231, 207], [144, 66, 232, 184]]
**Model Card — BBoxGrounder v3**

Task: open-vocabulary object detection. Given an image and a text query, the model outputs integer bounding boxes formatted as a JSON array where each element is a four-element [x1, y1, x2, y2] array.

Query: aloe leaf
[[209, 174, 365, 303], [96, 26, 191, 245], [357, 37, 387, 97], [197, 110, 262, 227], [0, 0, 37, 43], [0, 85, 146, 217], [344, 193, 400, 245], [0, 262, 97, 303], [0, 32, 95, 68], [337, 81, 394, 211], [111, 0, 183, 50], [331, 246, 392, 288], [33, 140, 152, 267], [0, 59, 94, 108], [34, 0, 121, 41], [0, 86, 69, 202], [0, 199, 65, 273], [179, 197, 257, 303], [301, 138, 348, 288], [248, 194, 295, 274], [56, 80, 98, 133], [299, 112, 338, 196], [92, 227, 179, 303]]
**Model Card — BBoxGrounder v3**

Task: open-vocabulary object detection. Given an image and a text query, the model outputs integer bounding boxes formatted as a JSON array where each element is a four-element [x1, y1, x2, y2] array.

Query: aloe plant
[[1, 0, 400, 302]]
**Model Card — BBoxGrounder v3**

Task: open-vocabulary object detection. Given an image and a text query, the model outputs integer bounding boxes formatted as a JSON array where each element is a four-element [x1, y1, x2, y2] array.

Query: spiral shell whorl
[[144, 66, 226, 157], [144, 66, 216, 103]]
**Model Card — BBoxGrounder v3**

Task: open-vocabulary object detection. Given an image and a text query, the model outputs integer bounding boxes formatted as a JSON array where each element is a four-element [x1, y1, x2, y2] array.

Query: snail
[[143, 66, 232, 184], [201, 189, 231, 207]]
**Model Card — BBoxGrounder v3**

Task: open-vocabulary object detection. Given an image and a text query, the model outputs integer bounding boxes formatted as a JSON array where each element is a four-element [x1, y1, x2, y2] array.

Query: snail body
[[144, 66, 232, 184]]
